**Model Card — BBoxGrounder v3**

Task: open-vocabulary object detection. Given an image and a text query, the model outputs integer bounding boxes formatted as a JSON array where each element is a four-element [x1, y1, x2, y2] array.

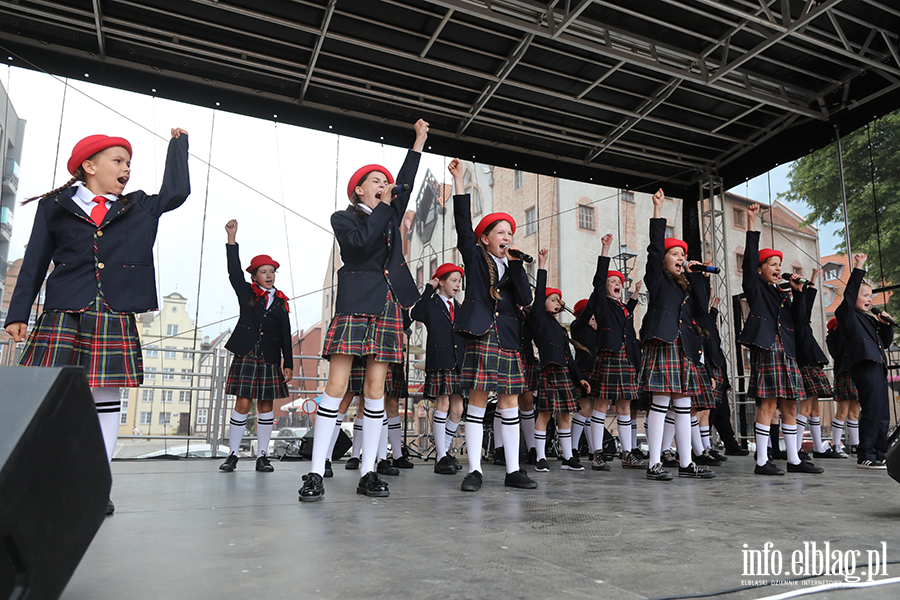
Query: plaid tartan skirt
[[639, 338, 701, 397], [707, 363, 727, 405], [800, 364, 834, 399], [19, 295, 142, 387], [694, 366, 717, 409], [521, 352, 540, 392], [535, 363, 580, 413], [323, 290, 404, 364], [747, 336, 803, 404], [588, 345, 639, 404], [833, 371, 859, 402], [226, 345, 289, 400], [347, 358, 367, 395], [462, 327, 526, 395], [424, 368, 465, 399], [386, 361, 408, 399]]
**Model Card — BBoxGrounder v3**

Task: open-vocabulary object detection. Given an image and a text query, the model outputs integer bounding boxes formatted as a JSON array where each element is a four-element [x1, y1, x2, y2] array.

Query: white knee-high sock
[[257, 411, 274, 457], [92, 387, 121, 463], [755, 423, 770, 467], [534, 429, 547, 461], [499, 407, 521, 473], [647, 396, 670, 467], [809, 416, 825, 452], [559, 427, 573, 460], [782, 423, 800, 465], [690, 417, 703, 457], [361, 397, 385, 474], [617, 416, 632, 453], [847, 419, 859, 445], [632, 419, 639, 449], [796, 415, 809, 452], [445, 419, 460, 453], [831, 419, 845, 451], [700, 425, 711, 451], [311, 393, 342, 475], [388, 416, 403, 459], [433, 410, 449, 460], [351, 419, 363, 459], [519, 409, 536, 450], [229, 409, 248, 457], [571, 414, 586, 455], [662, 411, 676, 452], [493, 412, 503, 449], [584, 419, 595, 453], [377, 416, 388, 462], [673, 397, 692, 468], [464, 405, 485, 473], [326, 412, 346, 460], [590, 410, 606, 456]]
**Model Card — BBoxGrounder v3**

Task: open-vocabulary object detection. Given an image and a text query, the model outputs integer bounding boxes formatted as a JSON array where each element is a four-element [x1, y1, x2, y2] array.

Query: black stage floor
[[62, 454, 900, 600]]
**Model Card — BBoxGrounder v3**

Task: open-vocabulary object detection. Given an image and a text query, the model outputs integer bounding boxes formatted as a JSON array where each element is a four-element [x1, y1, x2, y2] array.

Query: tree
[[780, 110, 900, 318]]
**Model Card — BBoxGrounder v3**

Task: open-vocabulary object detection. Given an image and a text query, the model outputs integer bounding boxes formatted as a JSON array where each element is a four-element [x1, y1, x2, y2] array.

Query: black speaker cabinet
[[0, 366, 111, 600], [886, 427, 900, 485]]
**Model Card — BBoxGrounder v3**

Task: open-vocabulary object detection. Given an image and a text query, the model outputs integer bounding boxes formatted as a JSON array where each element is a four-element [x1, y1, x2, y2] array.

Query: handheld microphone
[[376, 182, 411, 198], [689, 264, 721, 274], [780, 273, 812, 286], [502, 246, 533, 263], [871, 307, 897, 327]]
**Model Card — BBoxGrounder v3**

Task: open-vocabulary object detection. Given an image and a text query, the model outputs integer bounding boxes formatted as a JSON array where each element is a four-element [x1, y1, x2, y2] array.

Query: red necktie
[[447, 299, 455, 321], [90, 196, 108, 226]]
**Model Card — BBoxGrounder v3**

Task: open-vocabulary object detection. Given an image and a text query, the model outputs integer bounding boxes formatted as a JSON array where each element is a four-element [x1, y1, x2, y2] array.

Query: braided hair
[[23, 153, 130, 206]]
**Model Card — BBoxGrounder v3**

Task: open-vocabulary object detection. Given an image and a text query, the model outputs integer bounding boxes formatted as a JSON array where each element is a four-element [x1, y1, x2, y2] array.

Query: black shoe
[[434, 455, 457, 474], [324, 460, 334, 478], [393, 455, 415, 469], [661, 450, 678, 468], [461, 470, 483, 492], [693, 450, 721, 466], [448, 454, 462, 471], [493, 447, 506, 466], [345, 457, 360, 470], [525, 447, 537, 465], [535, 458, 550, 472], [850, 444, 858, 456], [724, 445, 749, 456], [679, 462, 716, 478], [709, 449, 728, 462], [770, 449, 787, 460], [787, 461, 824, 474], [754, 461, 785, 476], [255, 455, 274, 472], [377, 459, 400, 476], [505, 468, 538, 489], [561, 456, 585, 471], [646, 462, 673, 481], [357, 471, 390, 497], [299, 473, 325, 502], [631, 447, 648, 460], [798, 450, 810, 462], [106, 498, 115, 516], [813, 447, 843, 459], [219, 453, 238, 472]]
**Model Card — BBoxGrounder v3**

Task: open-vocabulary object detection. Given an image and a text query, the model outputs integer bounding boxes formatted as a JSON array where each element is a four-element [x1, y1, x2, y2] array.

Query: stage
[[62, 454, 900, 600]]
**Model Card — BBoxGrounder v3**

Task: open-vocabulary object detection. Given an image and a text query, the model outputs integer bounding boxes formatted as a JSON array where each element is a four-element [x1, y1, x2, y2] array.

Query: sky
[[3, 64, 845, 340]]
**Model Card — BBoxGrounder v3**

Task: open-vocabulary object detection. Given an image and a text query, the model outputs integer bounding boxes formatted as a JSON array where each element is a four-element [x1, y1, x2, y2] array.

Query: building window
[[179, 391, 191, 403], [158, 412, 171, 425], [162, 390, 173, 403], [142, 389, 154, 402], [163, 368, 175, 380], [525, 261, 535, 280], [182, 350, 192, 360], [140, 412, 151, 425], [578, 205, 595, 231], [167, 325, 178, 336], [793, 265, 803, 276], [416, 265, 424, 287], [181, 368, 191, 381], [164, 347, 177, 359], [120, 388, 130, 400], [733, 207, 745, 228], [119, 400, 129, 424], [145, 369, 156, 381], [146, 346, 159, 358], [429, 258, 438, 279], [197, 409, 208, 426], [525, 207, 536, 236], [736, 252, 744, 273], [514, 170, 524, 189], [471, 187, 483, 215], [620, 190, 634, 203], [665, 225, 675, 238]]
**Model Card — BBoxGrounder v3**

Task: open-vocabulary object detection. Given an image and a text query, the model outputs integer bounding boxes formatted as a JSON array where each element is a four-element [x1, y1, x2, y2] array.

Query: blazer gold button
[[384, 270, 389, 275], [96, 230, 103, 237], [494, 312, 499, 317], [98, 262, 105, 269]]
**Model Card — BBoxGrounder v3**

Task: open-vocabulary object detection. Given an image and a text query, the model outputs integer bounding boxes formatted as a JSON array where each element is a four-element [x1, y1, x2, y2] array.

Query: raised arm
[[449, 158, 478, 267], [645, 189, 666, 291], [142, 129, 190, 216], [225, 221, 247, 295], [386, 119, 429, 218], [742, 204, 762, 300], [411, 278, 438, 323]]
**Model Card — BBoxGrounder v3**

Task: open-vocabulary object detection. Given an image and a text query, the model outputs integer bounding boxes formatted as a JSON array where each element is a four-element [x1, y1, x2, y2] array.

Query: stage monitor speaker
[[0, 366, 111, 600], [886, 428, 900, 485], [331, 429, 352, 461]]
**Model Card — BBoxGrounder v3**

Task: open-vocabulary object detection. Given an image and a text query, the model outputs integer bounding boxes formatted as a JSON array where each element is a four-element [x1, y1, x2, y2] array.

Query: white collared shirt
[[72, 182, 116, 218], [437, 292, 454, 312], [489, 253, 509, 280], [259, 286, 276, 309], [357, 202, 373, 215]]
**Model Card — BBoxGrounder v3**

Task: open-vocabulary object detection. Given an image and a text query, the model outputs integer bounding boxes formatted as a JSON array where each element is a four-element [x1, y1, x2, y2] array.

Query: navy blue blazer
[[6, 135, 190, 325], [410, 284, 466, 372], [795, 287, 829, 366], [331, 151, 421, 316], [452, 193, 532, 350], [591, 255, 641, 370], [527, 269, 583, 386], [570, 303, 597, 373], [223, 244, 294, 370], [835, 268, 893, 368], [703, 307, 730, 387], [520, 309, 538, 364], [737, 230, 804, 358], [825, 328, 848, 377], [641, 218, 708, 365]]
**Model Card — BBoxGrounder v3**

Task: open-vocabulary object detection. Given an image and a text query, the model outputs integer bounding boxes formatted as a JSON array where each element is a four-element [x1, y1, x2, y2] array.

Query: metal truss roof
[[1, 0, 898, 195]]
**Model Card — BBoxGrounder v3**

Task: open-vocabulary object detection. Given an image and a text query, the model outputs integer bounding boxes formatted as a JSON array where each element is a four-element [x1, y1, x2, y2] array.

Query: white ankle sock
[[647, 396, 670, 466], [755, 423, 770, 467], [499, 407, 521, 473], [519, 409, 536, 450], [361, 397, 385, 474], [433, 410, 449, 459], [229, 409, 248, 456], [464, 405, 485, 473], [310, 393, 341, 475], [673, 397, 692, 468], [534, 429, 547, 461], [388, 416, 403, 459], [257, 411, 274, 457], [617, 416, 632, 453], [92, 387, 121, 463]]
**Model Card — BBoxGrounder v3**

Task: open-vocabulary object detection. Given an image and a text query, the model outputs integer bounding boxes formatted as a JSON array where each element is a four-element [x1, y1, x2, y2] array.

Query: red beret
[[246, 254, 280, 273], [68, 135, 133, 176], [827, 317, 838, 331], [475, 212, 516, 240], [545, 287, 562, 301], [573, 299, 589, 316], [664, 237, 688, 254], [347, 164, 394, 200], [758, 248, 783, 265], [607, 270, 625, 284], [433, 263, 463, 280]]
